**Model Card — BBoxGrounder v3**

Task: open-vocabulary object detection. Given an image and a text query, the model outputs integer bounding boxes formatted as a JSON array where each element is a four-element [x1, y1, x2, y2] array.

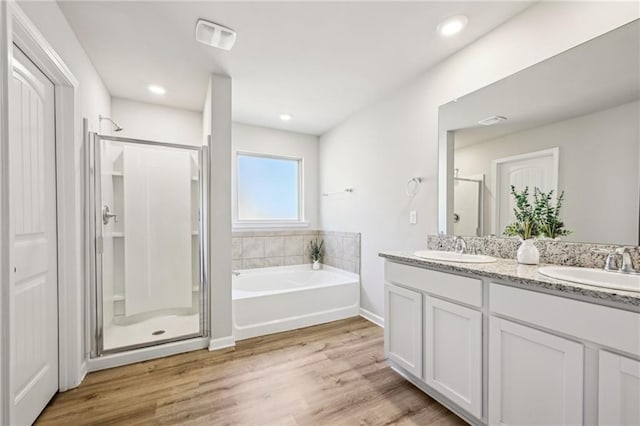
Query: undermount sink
[[413, 250, 497, 264], [538, 266, 640, 292]]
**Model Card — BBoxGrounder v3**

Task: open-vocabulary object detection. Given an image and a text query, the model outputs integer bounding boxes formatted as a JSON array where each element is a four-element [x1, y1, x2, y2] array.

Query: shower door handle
[[102, 205, 118, 225]]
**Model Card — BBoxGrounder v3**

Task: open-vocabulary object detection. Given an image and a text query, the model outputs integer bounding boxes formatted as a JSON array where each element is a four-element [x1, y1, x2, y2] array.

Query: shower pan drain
[[152, 330, 166, 336]]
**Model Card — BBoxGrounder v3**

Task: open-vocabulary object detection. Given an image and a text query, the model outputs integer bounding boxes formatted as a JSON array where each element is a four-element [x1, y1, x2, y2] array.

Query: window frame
[[233, 151, 307, 228]]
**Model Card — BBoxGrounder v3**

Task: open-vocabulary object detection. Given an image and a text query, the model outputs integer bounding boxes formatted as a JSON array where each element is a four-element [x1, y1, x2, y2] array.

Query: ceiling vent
[[478, 115, 507, 126], [195, 19, 236, 51]]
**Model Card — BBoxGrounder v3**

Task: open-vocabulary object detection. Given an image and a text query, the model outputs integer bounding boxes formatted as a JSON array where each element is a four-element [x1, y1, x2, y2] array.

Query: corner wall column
[[204, 74, 234, 350]]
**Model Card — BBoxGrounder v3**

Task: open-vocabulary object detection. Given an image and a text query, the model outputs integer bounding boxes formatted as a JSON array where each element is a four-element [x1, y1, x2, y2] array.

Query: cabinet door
[[489, 317, 584, 426], [425, 296, 482, 418], [384, 283, 423, 378], [599, 350, 640, 425]]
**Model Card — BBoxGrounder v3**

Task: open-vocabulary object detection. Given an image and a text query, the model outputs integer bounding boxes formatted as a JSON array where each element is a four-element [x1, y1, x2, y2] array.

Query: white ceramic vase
[[312, 260, 321, 270], [517, 239, 539, 265]]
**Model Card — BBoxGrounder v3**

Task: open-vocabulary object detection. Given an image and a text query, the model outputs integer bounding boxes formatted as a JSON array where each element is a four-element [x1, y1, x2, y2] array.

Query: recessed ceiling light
[[437, 15, 468, 37], [279, 113, 292, 121], [148, 84, 166, 95]]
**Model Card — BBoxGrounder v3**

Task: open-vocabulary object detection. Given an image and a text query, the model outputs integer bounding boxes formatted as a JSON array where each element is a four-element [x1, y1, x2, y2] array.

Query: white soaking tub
[[232, 264, 360, 340]]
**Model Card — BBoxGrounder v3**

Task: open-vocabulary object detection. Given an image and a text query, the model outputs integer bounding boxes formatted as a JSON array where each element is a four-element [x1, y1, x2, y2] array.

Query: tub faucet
[[454, 236, 467, 254], [232, 270, 241, 277]]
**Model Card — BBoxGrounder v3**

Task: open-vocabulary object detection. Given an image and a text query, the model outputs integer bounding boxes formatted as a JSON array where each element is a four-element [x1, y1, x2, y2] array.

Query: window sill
[[232, 221, 310, 230]]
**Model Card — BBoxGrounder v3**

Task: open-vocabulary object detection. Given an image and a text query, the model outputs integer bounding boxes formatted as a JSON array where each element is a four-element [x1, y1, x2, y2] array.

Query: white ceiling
[[440, 20, 640, 148], [58, 1, 533, 135]]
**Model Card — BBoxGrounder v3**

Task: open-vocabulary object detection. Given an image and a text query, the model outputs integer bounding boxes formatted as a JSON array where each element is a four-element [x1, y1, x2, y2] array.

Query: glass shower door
[[89, 134, 208, 356]]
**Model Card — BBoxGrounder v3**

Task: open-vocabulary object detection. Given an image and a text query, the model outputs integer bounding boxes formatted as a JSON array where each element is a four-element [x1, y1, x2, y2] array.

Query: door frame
[[1, 2, 80, 423], [491, 147, 559, 235]]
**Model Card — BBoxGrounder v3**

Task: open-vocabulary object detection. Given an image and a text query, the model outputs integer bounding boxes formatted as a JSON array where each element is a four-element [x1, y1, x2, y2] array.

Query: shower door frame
[[88, 133, 210, 357]]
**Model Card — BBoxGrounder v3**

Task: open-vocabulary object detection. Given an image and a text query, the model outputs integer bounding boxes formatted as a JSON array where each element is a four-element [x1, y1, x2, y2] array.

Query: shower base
[[103, 313, 200, 351]]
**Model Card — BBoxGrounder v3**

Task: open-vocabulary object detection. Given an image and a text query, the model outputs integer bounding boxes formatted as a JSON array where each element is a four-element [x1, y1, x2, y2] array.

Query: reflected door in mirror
[[494, 148, 558, 236]]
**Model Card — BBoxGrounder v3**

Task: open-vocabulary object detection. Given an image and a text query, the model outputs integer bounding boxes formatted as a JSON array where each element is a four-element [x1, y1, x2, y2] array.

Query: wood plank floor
[[37, 317, 465, 425]]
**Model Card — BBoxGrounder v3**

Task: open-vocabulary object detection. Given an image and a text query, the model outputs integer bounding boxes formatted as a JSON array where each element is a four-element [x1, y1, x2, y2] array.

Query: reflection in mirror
[[438, 20, 640, 245], [453, 172, 484, 236]]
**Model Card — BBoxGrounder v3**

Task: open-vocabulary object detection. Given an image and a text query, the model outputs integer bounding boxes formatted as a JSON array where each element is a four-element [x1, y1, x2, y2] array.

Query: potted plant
[[503, 185, 540, 264], [534, 188, 572, 239], [308, 239, 324, 270]]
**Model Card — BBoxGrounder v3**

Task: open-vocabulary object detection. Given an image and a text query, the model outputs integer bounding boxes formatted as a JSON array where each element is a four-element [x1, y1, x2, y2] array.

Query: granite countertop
[[379, 251, 640, 312]]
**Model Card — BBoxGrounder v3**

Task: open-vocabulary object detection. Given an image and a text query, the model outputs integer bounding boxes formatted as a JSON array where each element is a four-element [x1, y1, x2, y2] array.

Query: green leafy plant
[[503, 185, 540, 240], [308, 239, 324, 262], [533, 188, 572, 239]]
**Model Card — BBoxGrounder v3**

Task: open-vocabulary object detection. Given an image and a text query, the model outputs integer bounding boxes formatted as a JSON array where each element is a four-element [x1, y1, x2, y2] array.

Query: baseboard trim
[[78, 360, 88, 385], [359, 308, 384, 328], [209, 335, 236, 351]]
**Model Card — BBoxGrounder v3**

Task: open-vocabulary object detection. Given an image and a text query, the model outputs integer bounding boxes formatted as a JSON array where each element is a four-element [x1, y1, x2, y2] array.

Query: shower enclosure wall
[[88, 134, 209, 356]]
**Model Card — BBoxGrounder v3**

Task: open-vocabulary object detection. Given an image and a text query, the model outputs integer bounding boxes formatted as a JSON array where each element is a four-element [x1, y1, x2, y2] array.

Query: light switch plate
[[409, 210, 417, 224]]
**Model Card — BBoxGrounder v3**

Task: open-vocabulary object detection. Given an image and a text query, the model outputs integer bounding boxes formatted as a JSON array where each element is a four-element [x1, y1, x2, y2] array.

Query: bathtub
[[232, 264, 360, 340]]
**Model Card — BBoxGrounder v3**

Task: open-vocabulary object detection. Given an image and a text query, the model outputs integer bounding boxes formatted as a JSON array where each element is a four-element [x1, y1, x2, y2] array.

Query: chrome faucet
[[615, 247, 637, 273], [454, 236, 467, 254], [232, 270, 241, 277], [593, 247, 638, 274]]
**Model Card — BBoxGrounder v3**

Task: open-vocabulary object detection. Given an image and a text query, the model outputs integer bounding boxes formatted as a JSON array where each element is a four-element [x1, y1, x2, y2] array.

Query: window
[[236, 153, 303, 223]]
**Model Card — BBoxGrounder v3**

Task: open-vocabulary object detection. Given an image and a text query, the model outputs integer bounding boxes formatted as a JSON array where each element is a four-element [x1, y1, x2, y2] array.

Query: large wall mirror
[[438, 20, 640, 245]]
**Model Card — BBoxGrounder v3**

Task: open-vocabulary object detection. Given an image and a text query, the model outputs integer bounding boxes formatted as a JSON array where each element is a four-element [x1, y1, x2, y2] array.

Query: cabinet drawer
[[385, 261, 482, 307], [490, 283, 640, 356]]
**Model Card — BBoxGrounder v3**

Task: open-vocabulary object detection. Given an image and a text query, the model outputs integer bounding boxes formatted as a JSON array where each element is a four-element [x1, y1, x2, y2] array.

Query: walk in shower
[[88, 134, 208, 356]]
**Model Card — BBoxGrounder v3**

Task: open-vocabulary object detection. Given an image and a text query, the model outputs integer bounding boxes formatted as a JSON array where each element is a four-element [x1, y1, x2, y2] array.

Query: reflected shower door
[[453, 177, 483, 237], [90, 135, 208, 355]]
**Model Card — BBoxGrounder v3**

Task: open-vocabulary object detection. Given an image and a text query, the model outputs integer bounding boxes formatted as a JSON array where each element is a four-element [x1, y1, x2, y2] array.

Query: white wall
[[14, 0, 112, 383], [455, 101, 639, 245], [319, 2, 640, 320], [111, 97, 202, 146], [232, 123, 320, 229], [204, 74, 234, 348], [17, 2, 112, 134]]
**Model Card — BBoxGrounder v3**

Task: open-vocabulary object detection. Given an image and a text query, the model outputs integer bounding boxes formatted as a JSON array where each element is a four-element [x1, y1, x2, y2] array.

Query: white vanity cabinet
[[384, 262, 483, 421], [384, 283, 423, 377], [599, 350, 640, 425], [489, 282, 640, 426], [382, 257, 640, 426]]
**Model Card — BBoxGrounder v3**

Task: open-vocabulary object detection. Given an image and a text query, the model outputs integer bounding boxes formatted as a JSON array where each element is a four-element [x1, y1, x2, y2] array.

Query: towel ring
[[406, 177, 422, 196]]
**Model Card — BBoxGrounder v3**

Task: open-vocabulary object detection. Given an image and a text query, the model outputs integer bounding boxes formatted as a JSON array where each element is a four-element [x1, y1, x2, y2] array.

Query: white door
[[493, 148, 558, 235], [384, 283, 423, 378], [424, 296, 482, 418], [9, 46, 58, 425], [599, 350, 640, 425], [488, 317, 583, 426]]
